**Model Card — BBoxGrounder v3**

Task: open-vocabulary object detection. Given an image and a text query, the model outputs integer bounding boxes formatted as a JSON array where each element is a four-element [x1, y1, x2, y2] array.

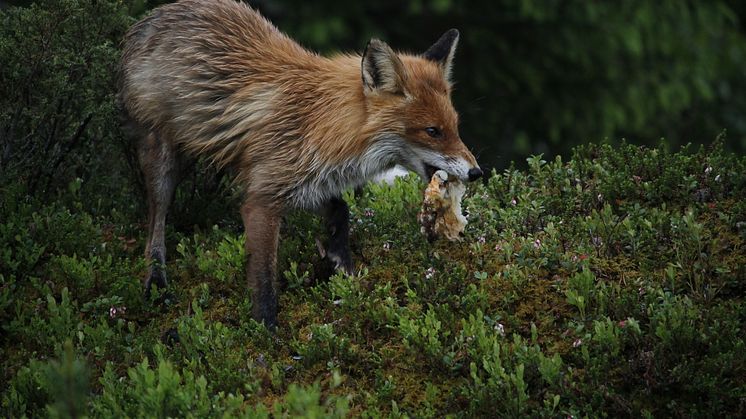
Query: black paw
[[143, 274, 162, 296], [143, 270, 174, 305], [255, 311, 277, 331], [315, 238, 353, 276], [161, 328, 180, 346], [327, 248, 354, 276], [252, 292, 278, 331], [144, 269, 166, 292]]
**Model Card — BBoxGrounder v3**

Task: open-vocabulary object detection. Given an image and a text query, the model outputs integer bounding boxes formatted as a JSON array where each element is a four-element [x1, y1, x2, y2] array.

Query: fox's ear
[[424, 29, 459, 81], [361, 39, 406, 94]]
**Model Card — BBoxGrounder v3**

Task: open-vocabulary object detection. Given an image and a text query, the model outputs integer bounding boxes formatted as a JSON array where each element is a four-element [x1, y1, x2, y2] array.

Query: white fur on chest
[[289, 136, 405, 210]]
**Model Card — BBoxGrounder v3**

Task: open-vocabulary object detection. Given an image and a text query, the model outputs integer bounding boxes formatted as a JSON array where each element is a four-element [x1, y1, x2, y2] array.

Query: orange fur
[[120, 0, 478, 210], [119, 0, 481, 326]]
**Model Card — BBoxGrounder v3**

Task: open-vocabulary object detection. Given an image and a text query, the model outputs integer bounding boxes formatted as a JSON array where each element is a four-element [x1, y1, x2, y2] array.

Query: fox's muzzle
[[467, 167, 483, 182]]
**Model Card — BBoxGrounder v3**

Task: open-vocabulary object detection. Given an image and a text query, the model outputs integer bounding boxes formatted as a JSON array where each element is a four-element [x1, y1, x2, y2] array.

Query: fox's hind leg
[[322, 197, 354, 275], [138, 130, 182, 298]]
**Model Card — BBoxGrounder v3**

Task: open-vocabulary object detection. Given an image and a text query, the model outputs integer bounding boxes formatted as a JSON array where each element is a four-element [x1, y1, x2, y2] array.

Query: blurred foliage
[[0, 0, 133, 210]]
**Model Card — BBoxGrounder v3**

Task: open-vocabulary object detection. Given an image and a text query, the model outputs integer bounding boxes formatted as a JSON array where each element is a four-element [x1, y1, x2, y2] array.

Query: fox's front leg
[[322, 197, 354, 275], [241, 200, 282, 328]]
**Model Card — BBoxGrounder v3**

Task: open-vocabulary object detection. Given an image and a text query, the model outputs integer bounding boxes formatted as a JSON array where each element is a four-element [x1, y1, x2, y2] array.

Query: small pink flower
[[494, 244, 502, 252], [364, 208, 375, 217], [533, 239, 541, 249], [425, 267, 436, 279], [572, 338, 582, 348], [478, 236, 486, 244], [511, 198, 517, 206], [618, 320, 627, 328]]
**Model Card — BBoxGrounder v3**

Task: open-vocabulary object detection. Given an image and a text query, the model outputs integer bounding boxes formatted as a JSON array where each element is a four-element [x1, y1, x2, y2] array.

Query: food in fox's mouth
[[418, 170, 467, 241]]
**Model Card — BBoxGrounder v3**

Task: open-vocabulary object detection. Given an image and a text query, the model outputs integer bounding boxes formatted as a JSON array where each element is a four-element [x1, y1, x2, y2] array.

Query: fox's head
[[361, 29, 482, 183]]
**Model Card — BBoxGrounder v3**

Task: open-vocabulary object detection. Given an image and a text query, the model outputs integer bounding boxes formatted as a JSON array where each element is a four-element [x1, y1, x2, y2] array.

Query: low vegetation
[[2, 142, 744, 417]]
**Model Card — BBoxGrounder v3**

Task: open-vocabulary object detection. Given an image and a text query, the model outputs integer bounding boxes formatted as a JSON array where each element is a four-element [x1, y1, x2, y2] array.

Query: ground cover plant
[[2, 141, 745, 417], [2, 0, 746, 417]]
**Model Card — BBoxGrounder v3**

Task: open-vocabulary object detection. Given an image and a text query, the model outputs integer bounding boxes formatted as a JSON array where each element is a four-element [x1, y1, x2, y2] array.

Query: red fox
[[119, 0, 482, 327]]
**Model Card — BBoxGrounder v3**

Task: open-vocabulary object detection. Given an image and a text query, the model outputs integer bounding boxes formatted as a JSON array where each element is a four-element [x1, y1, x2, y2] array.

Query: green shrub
[[2, 142, 744, 417], [0, 0, 132, 206]]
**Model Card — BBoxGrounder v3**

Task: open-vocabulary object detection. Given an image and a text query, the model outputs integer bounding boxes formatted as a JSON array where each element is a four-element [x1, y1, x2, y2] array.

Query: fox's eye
[[425, 127, 442, 138]]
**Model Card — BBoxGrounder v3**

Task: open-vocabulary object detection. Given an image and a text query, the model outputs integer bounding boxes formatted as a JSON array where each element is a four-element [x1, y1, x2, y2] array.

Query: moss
[[2, 144, 745, 417]]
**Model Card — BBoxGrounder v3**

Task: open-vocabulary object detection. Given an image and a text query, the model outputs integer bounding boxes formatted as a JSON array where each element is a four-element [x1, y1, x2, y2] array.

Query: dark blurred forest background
[[1, 0, 745, 211]]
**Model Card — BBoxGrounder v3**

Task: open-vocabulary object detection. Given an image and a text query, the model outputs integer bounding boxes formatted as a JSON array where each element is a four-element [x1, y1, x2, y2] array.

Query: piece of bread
[[418, 170, 467, 241]]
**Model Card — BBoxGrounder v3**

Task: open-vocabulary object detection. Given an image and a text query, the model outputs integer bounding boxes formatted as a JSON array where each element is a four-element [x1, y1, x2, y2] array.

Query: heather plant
[[1, 3, 745, 416], [2, 141, 745, 417]]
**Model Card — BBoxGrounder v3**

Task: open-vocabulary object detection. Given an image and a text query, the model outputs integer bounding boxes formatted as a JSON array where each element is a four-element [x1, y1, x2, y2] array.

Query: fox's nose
[[467, 167, 483, 182]]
